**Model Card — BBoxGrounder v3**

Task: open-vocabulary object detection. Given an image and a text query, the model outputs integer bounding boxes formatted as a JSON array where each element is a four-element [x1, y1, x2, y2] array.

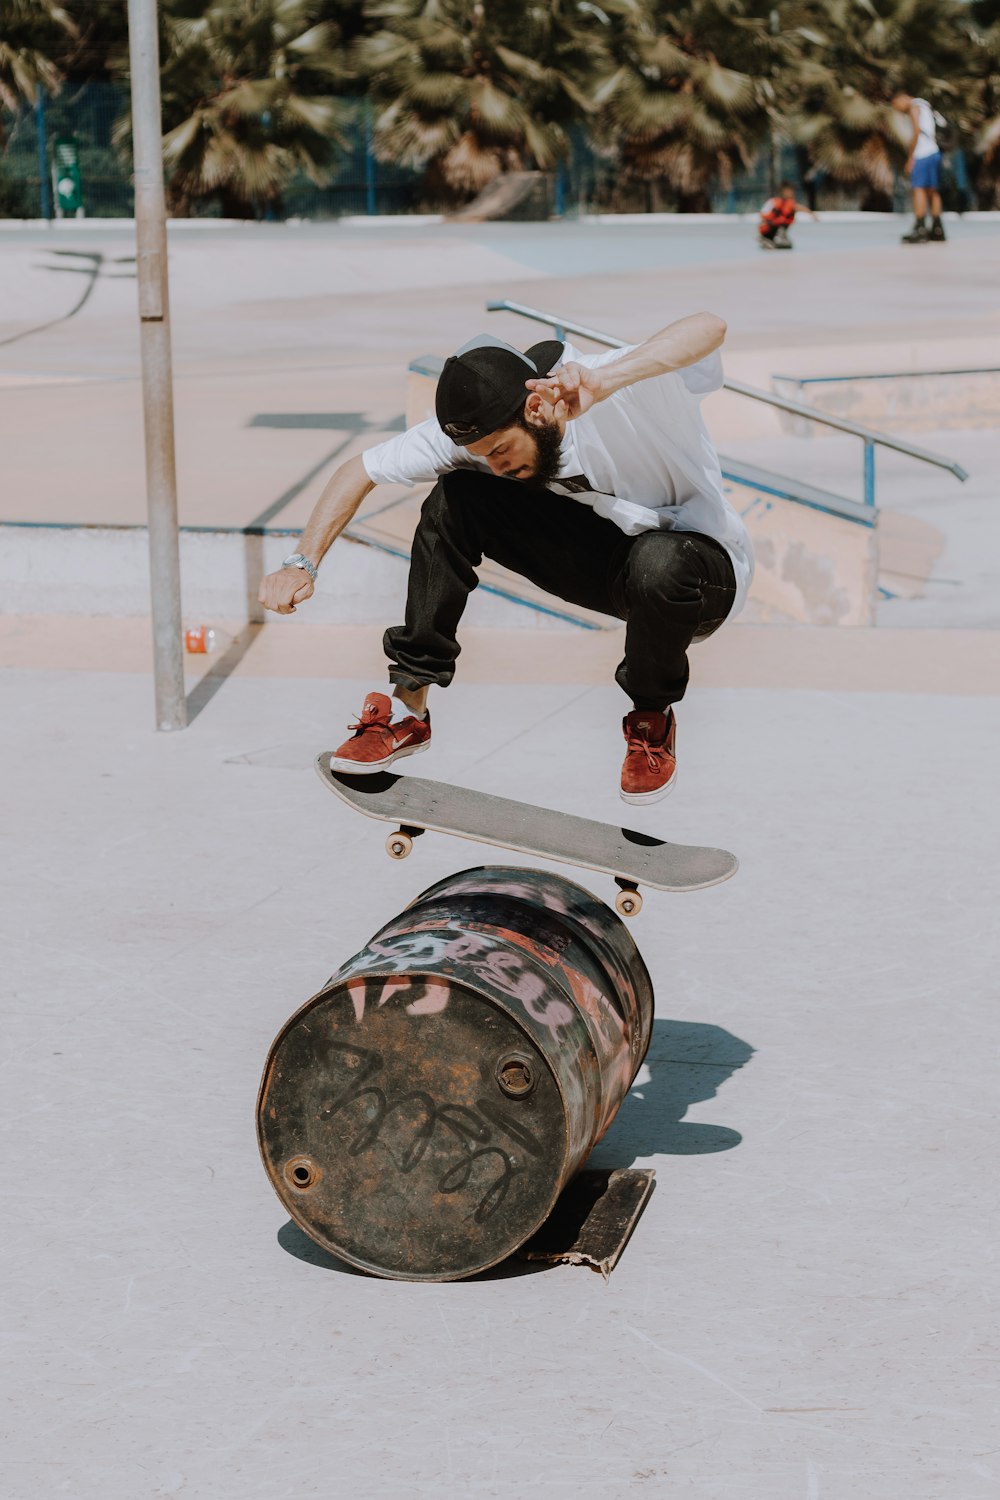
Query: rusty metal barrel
[[257, 866, 654, 1281]]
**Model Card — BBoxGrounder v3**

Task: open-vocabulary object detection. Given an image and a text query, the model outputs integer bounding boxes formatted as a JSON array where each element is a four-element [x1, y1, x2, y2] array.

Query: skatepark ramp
[[771, 364, 1000, 435], [0, 517, 582, 630], [2, 313, 966, 633]]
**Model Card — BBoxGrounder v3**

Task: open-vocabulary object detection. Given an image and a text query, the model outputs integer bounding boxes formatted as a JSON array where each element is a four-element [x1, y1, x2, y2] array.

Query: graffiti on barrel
[[345, 928, 578, 1037], [258, 866, 656, 1280], [314, 1032, 541, 1224]]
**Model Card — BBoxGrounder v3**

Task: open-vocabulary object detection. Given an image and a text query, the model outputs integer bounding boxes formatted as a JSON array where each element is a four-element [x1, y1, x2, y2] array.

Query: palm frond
[[693, 60, 756, 113]]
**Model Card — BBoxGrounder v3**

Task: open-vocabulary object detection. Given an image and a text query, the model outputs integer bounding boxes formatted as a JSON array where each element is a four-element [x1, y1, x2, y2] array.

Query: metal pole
[[36, 88, 52, 220], [364, 98, 376, 216], [863, 440, 876, 507], [127, 0, 186, 730]]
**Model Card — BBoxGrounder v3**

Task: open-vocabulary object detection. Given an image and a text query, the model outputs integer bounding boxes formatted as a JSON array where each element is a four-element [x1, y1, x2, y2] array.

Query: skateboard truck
[[614, 878, 643, 919], [386, 824, 425, 860]]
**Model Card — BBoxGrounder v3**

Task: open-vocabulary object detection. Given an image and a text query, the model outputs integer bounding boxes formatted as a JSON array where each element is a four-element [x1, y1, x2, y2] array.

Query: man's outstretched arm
[[258, 454, 375, 614], [525, 311, 726, 420]]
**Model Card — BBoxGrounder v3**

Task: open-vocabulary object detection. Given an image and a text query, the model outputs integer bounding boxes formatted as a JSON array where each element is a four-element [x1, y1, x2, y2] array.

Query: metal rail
[[486, 299, 969, 506], [775, 366, 1000, 384]]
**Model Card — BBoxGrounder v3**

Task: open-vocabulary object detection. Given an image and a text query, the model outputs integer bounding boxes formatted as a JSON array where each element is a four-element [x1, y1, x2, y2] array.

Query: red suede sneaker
[[620, 708, 677, 803], [330, 692, 431, 774]]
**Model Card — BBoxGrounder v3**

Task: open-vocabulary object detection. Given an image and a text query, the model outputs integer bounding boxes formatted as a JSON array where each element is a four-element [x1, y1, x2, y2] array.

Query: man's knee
[[625, 533, 702, 608]]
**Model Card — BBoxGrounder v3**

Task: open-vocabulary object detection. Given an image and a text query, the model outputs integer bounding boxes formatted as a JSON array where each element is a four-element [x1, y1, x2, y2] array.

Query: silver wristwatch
[[281, 552, 318, 583]]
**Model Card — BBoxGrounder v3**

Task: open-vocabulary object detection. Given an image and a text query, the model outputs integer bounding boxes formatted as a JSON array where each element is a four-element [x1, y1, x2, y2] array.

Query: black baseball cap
[[435, 334, 565, 446]]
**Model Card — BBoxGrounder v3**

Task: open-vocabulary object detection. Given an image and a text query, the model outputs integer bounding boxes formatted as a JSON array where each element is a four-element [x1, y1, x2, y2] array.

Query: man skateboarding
[[258, 313, 753, 804]]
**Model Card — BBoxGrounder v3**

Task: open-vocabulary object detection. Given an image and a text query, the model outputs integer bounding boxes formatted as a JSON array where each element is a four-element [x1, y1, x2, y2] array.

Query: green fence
[[1, 82, 440, 219], [3, 81, 133, 217]]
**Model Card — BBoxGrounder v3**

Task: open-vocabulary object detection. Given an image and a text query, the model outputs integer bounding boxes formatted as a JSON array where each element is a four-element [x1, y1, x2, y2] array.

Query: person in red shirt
[[758, 182, 818, 249]]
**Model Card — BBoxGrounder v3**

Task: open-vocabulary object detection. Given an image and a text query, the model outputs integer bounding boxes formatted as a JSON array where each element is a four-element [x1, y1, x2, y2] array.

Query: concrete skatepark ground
[[2, 216, 999, 1498]]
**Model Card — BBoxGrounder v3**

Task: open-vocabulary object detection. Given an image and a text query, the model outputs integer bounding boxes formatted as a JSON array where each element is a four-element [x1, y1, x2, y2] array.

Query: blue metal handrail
[[775, 366, 1000, 384], [486, 299, 969, 507]]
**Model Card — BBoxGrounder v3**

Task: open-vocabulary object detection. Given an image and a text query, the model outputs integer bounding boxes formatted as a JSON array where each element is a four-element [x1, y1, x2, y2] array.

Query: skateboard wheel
[[386, 832, 413, 859], [615, 889, 642, 918]]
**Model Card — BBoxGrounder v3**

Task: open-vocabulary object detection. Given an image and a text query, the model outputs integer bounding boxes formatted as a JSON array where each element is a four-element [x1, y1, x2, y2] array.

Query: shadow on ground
[[186, 622, 265, 723], [1, 249, 134, 348], [246, 411, 405, 527], [599, 1017, 754, 1162], [277, 1218, 549, 1280]]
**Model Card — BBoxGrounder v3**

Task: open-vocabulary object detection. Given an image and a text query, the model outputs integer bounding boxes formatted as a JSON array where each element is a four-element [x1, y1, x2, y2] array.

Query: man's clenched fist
[[258, 566, 315, 615]]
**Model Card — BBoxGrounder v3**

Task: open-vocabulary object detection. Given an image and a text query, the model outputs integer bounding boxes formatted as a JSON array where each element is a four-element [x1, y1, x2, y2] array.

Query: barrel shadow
[[276, 1218, 547, 1279], [277, 1220, 364, 1275], [592, 1018, 755, 1163]]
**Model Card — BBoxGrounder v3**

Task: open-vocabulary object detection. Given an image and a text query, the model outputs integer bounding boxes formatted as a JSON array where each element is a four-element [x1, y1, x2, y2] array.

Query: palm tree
[[967, 3, 1000, 204], [56, 0, 130, 81], [356, 0, 608, 201], [788, 0, 979, 209], [138, 0, 351, 217], [0, 0, 77, 129], [590, 0, 794, 212]]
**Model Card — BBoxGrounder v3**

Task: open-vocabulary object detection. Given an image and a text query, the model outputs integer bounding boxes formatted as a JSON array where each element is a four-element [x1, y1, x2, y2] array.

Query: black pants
[[384, 470, 737, 711]]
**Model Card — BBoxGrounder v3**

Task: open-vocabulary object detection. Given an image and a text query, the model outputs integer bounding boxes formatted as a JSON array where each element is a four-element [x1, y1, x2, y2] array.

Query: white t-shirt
[[362, 340, 754, 614], [912, 98, 939, 160]]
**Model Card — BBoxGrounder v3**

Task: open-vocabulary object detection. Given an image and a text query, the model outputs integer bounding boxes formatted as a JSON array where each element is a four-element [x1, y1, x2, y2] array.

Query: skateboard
[[316, 755, 737, 917]]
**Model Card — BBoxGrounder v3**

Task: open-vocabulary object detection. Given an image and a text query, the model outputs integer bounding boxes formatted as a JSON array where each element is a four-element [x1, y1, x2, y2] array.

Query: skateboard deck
[[316, 755, 737, 915]]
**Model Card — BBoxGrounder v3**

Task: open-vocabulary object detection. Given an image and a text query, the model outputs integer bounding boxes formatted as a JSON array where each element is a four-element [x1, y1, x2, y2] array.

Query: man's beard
[[517, 418, 563, 487]]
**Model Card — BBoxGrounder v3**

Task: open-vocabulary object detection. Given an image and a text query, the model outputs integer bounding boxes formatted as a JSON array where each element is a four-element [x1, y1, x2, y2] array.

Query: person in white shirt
[[892, 90, 946, 243], [258, 315, 754, 803]]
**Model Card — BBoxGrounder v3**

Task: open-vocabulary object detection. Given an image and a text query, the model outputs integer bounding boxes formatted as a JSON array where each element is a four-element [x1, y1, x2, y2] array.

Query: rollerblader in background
[[258, 314, 754, 805], [758, 183, 818, 249], [892, 89, 947, 243]]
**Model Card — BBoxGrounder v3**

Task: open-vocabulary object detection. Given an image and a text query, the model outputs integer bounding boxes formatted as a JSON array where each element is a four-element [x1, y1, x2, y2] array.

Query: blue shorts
[[911, 152, 942, 190]]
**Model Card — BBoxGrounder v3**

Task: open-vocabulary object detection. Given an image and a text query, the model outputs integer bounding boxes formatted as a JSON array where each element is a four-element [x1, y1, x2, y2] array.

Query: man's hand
[[524, 313, 726, 410], [905, 155, 915, 176], [258, 566, 315, 615], [524, 362, 606, 421]]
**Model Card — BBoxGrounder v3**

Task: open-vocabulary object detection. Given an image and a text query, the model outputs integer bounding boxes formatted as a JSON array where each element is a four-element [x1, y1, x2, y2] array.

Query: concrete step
[[0, 521, 607, 630], [772, 367, 1000, 435], [3, 613, 999, 698]]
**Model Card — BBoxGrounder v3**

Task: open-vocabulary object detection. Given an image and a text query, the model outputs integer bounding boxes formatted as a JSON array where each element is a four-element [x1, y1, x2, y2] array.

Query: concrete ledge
[[0, 522, 593, 629], [773, 369, 1000, 434], [3, 613, 999, 696]]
